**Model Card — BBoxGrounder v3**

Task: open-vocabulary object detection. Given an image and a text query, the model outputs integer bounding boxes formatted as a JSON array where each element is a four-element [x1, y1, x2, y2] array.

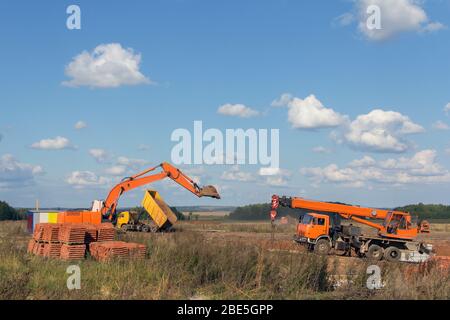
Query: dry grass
[[0, 221, 448, 300]]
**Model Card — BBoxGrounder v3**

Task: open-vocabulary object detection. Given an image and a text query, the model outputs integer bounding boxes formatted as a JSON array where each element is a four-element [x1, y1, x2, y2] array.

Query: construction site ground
[[175, 220, 450, 272], [1, 219, 449, 300]]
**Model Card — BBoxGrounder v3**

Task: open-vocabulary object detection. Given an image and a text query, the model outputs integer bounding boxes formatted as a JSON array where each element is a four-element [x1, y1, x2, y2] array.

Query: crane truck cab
[[295, 213, 333, 255]]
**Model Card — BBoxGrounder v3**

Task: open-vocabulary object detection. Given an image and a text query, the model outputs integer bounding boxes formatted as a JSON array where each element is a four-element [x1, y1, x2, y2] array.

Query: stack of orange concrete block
[[41, 224, 63, 258], [128, 242, 146, 259], [96, 223, 115, 242], [33, 242, 46, 255], [43, 243, 63, 258], [28, 224, 46, 256], [27, 222, 145, 262], [58, 224, 88, 260], [85, 224, 98, 243], [60, 244, 86, 260], [89, 241, 146, 262], [33, 223, 45, 241], [43, 224, 61, 242], [59, 224, 87, 244]]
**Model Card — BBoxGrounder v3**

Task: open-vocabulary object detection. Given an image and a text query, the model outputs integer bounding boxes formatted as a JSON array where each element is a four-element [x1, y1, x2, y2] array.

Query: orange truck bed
[[57, 211, 102, 225]]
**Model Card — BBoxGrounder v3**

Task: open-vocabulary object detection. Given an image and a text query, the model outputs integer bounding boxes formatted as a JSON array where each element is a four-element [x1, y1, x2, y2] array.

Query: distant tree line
[[394, 203, 450, 220], [228, 203, 307, 221], [0, 201, 27, 221], [229, 202, 450, 221]]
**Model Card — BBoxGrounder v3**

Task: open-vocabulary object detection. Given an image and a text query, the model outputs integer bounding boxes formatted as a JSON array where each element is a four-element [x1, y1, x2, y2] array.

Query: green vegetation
[[395, 203, 450, 220], [229, 203, 305, 221], [0, 221, 448, 300], [230, 202, 450, 221], [0, 201, 26, 221]]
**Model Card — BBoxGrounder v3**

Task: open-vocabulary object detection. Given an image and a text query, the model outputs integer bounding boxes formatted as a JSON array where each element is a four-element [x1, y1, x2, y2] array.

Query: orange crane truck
[[270, 195, 432, 263]]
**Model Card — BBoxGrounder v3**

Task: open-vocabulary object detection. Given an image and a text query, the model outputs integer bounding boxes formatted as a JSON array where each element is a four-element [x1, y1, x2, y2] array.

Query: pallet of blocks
[[58, 224, 88, 260], [26, 221, 146, 262], [60, 244, 86, 260], [96, 223, 115, 242], [89, 241, 146, 262]]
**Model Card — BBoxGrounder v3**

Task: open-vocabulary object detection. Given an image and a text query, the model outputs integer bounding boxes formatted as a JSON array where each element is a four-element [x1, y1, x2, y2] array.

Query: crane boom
[[272, 195, 424, 240], [101, 162, 220, 219], [270, 194, 432, 262], [279, 196, 403, 220]]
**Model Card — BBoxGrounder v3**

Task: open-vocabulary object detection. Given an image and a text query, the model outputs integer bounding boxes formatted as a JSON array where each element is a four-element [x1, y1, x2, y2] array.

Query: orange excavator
[[91, 162, 220, 224], [270, 195, 432, 263]]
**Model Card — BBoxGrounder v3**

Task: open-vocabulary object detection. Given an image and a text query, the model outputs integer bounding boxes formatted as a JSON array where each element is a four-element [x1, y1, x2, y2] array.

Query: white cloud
[[117, 156, 149, 170], [421, 22, 446, 33], [66, 171, 109, 189], [340, 109, 424, 153], [333, 13, 356, 27], [274, 93, 424, 153], [62, 43, 151, 88], [181, 166, 209, 184], [259, 167, 281, 176], [273, 94, 347, 129], [349, 155, 376, 167], [221, 165, 255, 182], [432, 121, 450, 131], [138, 144, 150, 151], [265, 176, 290, 187], [444, 103, 450, 115], [89, 149, 109, 163], [258, 167, 291, 186], [74, 121, 87, 130], [312, 146, 332, 154], [355, 0, 444, 41], [217, 104, 259, 118], [104, 165, 127, 176], [0, 154, 43, 189], [271, 93, 293, 107], [31, 136, 74, 150], [301, 150, 450, 188]]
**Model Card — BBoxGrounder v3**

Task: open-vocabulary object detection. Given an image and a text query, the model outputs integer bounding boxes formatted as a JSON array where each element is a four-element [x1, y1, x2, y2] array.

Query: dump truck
[[270, 195, 433, 263], [91, 162, 220, 231], [117, 190, 178, 232]]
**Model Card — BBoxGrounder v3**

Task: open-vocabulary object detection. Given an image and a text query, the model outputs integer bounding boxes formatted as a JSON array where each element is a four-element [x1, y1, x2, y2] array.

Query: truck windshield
[[301, 215, 313, 225]]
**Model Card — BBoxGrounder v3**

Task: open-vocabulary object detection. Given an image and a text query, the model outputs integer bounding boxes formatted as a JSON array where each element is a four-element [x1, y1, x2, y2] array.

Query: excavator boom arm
[[101, 162, 220, 218]]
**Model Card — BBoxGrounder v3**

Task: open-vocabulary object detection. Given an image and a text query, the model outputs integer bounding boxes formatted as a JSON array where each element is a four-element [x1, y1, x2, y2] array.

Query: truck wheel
[[367, 244, 384, 261], [142, 225, 150, 233], [384, 247, 401, 262], [314, 239, 331, 255]]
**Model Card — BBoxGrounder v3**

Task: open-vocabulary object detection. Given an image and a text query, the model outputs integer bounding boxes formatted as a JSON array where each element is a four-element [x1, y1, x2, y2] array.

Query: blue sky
[[0, 0, 449, 209]]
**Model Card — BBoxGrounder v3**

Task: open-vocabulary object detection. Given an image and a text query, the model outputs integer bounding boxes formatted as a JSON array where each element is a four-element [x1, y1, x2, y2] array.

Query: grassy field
[[0, 220, 449, 300]]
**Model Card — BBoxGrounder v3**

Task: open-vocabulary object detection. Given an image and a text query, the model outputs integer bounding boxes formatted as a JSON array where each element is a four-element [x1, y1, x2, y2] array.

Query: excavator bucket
[[199, 185, 221, 199]]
